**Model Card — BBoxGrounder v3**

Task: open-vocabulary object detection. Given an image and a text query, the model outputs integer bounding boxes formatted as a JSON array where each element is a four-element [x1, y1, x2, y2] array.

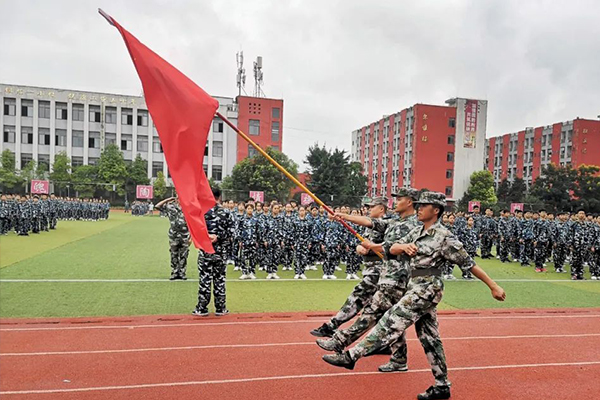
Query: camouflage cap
[[414, 191, 447, 207], [364, 196, 389, 207], [391, 187, 419, 201]]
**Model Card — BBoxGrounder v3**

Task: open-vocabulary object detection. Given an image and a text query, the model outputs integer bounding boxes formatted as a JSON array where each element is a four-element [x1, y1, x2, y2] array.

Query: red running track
[[1, 308, 600, 400]]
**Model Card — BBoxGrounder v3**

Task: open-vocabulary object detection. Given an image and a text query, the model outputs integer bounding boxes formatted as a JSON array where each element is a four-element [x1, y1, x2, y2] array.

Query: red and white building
[[351, 98, 488, 201], [486, 118, 600, 188]]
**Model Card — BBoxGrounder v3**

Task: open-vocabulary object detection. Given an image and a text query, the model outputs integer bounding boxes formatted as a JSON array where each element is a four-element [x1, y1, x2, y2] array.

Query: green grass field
[[1, 212, 599, 318]]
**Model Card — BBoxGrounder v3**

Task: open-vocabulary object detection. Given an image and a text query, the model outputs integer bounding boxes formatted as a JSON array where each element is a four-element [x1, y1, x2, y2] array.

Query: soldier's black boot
[[310, 323, 335, 338], [417, 385, 451, 400], [322, 351, 355, 370]]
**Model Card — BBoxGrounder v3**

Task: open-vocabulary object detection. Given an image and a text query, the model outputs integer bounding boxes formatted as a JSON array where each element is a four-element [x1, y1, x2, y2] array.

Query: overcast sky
[[1, 0, 599, 169]]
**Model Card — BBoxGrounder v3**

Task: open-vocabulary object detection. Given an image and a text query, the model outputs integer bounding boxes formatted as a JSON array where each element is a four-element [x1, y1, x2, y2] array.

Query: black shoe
[[417, 385, 451, 400], [316, 338, 344, 353], [192, 309, 209, 317], [310, 323, 335, 338], [169, 276, 181, 281], [180, 276, 188, 281], [215, 309, 230, 316], [322, 351, 355, 370], [378, 361, 408, 372]]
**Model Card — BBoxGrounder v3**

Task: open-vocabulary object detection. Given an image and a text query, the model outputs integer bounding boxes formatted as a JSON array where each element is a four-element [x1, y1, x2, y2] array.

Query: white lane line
[[2, 313, 600, 332], [0, 278, 596, 282], [2, 360, 600, 395], [2, 333, 600, 357]]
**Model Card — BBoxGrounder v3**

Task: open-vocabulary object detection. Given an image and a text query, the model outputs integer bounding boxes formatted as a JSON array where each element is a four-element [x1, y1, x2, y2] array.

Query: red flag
[[101, 10, 216, 252]]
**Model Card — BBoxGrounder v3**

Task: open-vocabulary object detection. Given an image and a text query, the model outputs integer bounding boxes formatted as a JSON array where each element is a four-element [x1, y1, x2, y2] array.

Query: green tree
[[72, 165, 98, 198], [507, 177, 527, 203], [496, 178, 511, 204], [572, 164, 600, 213], [97, 144, 127, 196], [20, 160, 37, 191], [125, 154, 149, 199], [35, 160, 49, 180], [458, 170, 497, 210], [50, 152, 71, 196], [529, 164, 576, 213], [304, 144, 367, 207], [0, 149, 22, 191], [222, 147, 298, 202], [153, 171, 168, 199]]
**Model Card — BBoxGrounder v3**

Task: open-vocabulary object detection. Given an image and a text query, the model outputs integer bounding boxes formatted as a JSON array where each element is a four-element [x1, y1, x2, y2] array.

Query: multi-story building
[[351, 98, 488, 201], [485, 118, 600, 188], [0, 84, 283, 183]]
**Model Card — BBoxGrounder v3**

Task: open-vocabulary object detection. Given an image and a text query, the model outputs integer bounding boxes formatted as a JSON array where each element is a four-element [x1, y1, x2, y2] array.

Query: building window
[[446, 152, 454, 162], [121, 108, 133, 125], [3, 125, 15, 143], [447, 135, 454, 145], [55, 129, 67, 146], [446, 169, 453, 179], [249, 119, 260, 136], [38, 128, 51, 145], [213, 141, 223, 157], [38, 155, 50, 172], [56, 102, 68, 120], [152, 139, 162, 153], [105, 107, 117, 124], [152, 161, 163, 178], [3, 98, 16, 116], [204, 145, 209, 156], [21, 153, 33, 167], [89, 106, 101, 123], [39, 101, 51, 119], [272, 107, 280, 119], [271, 121, 280, 142], [106, 133, 117, 147], [21, 127, 33, 144], [72, 156, 84, 167], [21, 100, 33, 117], [137, 137, 149, 152], [89, 132, 100, 149], [71, 103, 84, 121], [88, 157, 99, 166], [72, 130, 84, 147], [445, 186, 452, 196], [213, 120, 224, 133], [212, 165, 222, 181], [448, 117, 456, 128], [137, 110, 148, 126], [248, 144, 258, 157], [121, 135, 132, 151]]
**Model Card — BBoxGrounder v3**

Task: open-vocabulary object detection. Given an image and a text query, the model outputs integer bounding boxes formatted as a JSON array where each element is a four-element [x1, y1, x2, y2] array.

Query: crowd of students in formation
[[0, 193, 111, 236], [124, 200, 154, 216], [215, 199, 600, 281]]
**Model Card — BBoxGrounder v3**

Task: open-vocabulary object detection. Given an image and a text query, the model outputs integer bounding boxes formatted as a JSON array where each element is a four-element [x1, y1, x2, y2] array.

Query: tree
[[35, 161, 49, 180], [222, 147, 298, 202], [529, 164, 576, 213], [572, 164, 600, 213], [304, 144, 367, 207], [50, 152, 71, 195], [72, 165, 98, 198], [97, 144, 127, 196], [20, 160, 37, 191], [496, 178, 511, 204], [0, 149, 22, 191], [457, 170, 497, 210], [507, 177, 526, 203], [125, 154, 149, 200], [153, 171, 168, 199]]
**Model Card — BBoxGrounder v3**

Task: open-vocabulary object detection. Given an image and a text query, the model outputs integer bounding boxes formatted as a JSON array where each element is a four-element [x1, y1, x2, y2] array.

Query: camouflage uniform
[[18, 200, 31, 235], [323, 218, 345, 275], [345, 222, 363, 275], [231, 211, 245, 268], [264, 213, 284, 274], [293, 215, 312, 275], [39, 198, 50, 231], [553, 219, 571, 272], [533, 218, 549, 268], [309, 213, 325, 266], [30, 199, 40, 233], [480, 216, 497, 258], [156, 201, 190, 279], [509, 216, 522, 261], [196, 203, 234, 313], [240, 214, 259, 275], [281, 212, 296, 270], [520, 218, 535, 265], [346, 193, 476, 390], [591, 222, 600, 278], [497, 215, 511, 262], [0, 198, 9, 235], [570, 220, 586, 279]]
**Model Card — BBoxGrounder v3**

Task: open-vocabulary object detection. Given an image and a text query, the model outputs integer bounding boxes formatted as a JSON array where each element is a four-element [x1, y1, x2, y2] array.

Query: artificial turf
[[1, 212, 599, 318]]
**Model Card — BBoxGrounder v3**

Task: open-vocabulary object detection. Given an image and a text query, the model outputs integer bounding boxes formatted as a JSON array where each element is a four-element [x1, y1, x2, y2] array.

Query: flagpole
[[216, 112, 383, 259]]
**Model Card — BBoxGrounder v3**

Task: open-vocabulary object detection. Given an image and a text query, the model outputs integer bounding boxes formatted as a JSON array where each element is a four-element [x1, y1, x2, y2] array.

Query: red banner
[[468, 201, 480, 212], [464, 100, 478, 148], [300, 193, 314, 206], [136, 185, 154, 199], [31, 180, 49, 194], [511, 203, 524, 213], [249, 191, 264, 203]]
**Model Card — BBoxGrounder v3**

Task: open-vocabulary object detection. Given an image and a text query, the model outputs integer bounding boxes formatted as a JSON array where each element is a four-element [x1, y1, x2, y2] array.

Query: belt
[[411, 268, 442, 277]]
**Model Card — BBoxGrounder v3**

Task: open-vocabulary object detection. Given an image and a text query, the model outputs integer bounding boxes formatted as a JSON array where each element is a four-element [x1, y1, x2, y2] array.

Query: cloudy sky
[[1, 0, 599, 169]]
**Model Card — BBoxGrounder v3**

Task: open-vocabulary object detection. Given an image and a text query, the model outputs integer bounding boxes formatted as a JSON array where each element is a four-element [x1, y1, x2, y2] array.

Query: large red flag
[[101, 10, 216, 252]]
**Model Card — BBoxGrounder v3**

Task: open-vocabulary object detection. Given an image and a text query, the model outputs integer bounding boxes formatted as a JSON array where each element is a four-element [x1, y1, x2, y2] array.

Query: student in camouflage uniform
[[194, 187, 234, 316], [239, 204, 259, 279], [480, 208, 497, 258], [293, 206, 312, 279], [519, 211, 535, 266], [308, 205, 325, 269], [154, 196, 190, 280], [511, 210, 523, 262], [345, 209, 364, 280], [30, 195, 41, 234], [281, 204, 296, 271], [553, 212, 571, 273], [231, 202, 246, 271], [322, 211, 344, 279], [533, 211, 549, 272], [570, 210, 587, 280], [317, 191, 420, 372], [591, 216, 600, 280], [458, 217, 478, 279], [0, 194, 9, 235], [322, 191, 506, 400], [497, 210, 511, 262], [265, 203, 284, 279], [17, 196, 31, 236]]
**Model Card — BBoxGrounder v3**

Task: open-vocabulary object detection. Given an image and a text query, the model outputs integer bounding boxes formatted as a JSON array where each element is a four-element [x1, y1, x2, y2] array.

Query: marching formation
[[0, 193, 110, 236]]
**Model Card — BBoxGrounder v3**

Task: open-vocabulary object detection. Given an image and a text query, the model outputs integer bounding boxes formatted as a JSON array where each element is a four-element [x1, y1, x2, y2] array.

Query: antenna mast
[[253, 56, 265, 97], [236, 51, 246, 97]]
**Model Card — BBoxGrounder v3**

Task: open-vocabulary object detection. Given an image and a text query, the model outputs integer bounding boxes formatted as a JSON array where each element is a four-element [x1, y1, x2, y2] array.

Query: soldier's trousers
[[231, 239, 242, 266], [196, 252, 227, 312], [534, 241, 548, 267], [169, 238, 189, 278], [241, 244, 257, 275], [294, 243, 310, 275], [327, 263, 381, 330], [481, 236, 493, 257], [346, 252, 362, 274], [521, 240, 533, 265], [553, 244, 568, 270], [333, 283, 406, 350], [498, 239, 510, 262], [349, 277, 449, 387], [571, 250, 585, 278]]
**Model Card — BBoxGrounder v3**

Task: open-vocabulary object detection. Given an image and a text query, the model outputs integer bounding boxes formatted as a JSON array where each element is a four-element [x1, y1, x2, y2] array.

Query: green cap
[[414, 191, 447, 207]]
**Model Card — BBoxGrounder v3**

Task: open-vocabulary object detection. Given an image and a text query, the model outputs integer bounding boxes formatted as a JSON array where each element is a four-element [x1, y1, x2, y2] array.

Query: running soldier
[[155, 196, 190, 280]]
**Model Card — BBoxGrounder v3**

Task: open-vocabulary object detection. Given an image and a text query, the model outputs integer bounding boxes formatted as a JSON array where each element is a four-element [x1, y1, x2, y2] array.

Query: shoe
[[543, 263, 547, 267], [258, 267, 264, 271], [322, 351, 355, 370], [328, 275, 337, 280], [249, 273, 257, 280], [266, 273, 273, 279], [462, 275, 474, 280], [417, 385, 451, 400], [233, 266, 240, 271], [169, 276, 179, 281], [300, 274, 307, 280], [571, 275, 578, 280], [322, 275, 329, 280], [239, 274, 249, 280], [535, 267, 542, 273], [180, 276, 187, 280], [310, 323, 335, 338], [378, 361, 408, 372], [352, 274, 360, 280], [335, 266, 342, 271], [215, 309, 230, 316], [541, 268, 547, 272], [293, 274, 300, 279], [316, 338, 344, 352], [192, 309, 209, 317], [272, 274, 280, 280], [346, 274, 352, 280]]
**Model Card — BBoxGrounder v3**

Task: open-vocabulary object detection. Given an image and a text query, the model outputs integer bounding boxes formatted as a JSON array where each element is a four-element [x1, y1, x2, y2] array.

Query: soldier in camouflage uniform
[[479, 208, 497, 259], [323, 192, 506, 400], [553, 212, 570, 273], [308, 205, 325, 269], [345, 209, 364, 279], [511, 210, 523, 262], [39, 194, 50, 232], [570, 210, 587, 280], [30, 195, 41, 234], [231, 202, 246, 271], [155, 196, 190, 280], [194, 188, 234, 316], [533, 211, 549, 272], [317, 191, 421, 373]]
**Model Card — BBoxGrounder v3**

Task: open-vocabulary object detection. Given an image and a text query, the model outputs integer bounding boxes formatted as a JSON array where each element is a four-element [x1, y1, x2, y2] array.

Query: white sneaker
[[300, 274, 307, 280], [322, 275, 328, 280], [352, 273, 360, 280], [346, 274, 352, 280], [329, 275, 338, 280], [259, 267, 265, 271], [592, 276, 598, 280], [272, 274, 280, 280], [239, 274, 249, 280], [335, 266, 342, 271], [293, 274, 300, 279], [249, 274, 257, 280], [266, 273, 273, 279], [233, 266, 240, 271]]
